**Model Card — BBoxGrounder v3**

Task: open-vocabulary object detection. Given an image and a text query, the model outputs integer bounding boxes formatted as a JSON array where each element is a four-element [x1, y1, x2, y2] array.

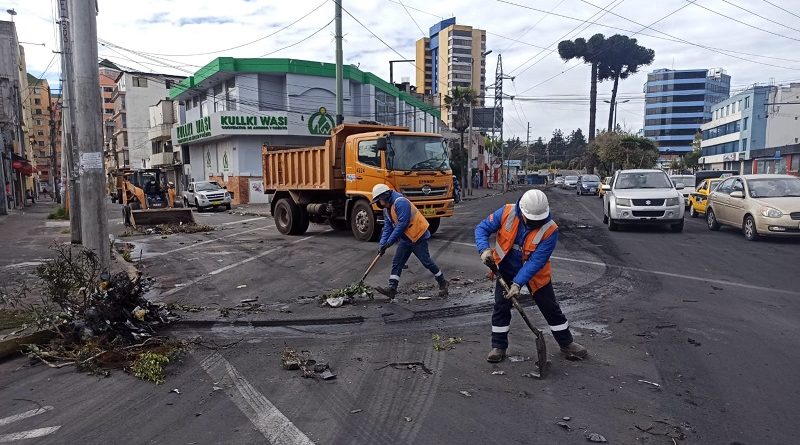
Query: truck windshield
[[196, 182, 223, 191], [388, 136, 450, 171]]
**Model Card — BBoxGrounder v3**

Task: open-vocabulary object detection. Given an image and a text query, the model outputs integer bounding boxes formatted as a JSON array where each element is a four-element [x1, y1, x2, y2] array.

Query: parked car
[[554, 176, 565, 187], [705, 174, 800, 241], [598, 176, 611, 199], [694, 170, 737, 187], [670, 175, 695, 207], [563, 175, 579, 189], [602, 169, 686, 232], [688, 177, 723, 218], [182, 181, 232, 211], [576, 174, 601, 195]]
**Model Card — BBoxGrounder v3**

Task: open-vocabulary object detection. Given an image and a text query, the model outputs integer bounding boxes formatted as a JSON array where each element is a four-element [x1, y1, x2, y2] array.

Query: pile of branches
[[19, 245, 181, 379], [320, 282, 373, 307]]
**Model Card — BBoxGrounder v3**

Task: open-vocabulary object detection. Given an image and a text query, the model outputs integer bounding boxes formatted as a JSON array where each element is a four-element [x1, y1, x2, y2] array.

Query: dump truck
[[120, 169, 195, 226], [262, 123, 455, 241]]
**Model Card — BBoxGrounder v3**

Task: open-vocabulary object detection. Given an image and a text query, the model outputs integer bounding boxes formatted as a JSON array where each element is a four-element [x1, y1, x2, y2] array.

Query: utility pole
[[334, 0, 344, 125], [48, 102, 57, 202], [58, 0, 81, 243], [525, 122, 530, 185], [70, 0, 109, 268]]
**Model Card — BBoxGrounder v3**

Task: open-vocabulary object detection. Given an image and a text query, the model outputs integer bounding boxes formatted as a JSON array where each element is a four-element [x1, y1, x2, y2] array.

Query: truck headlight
[[615, 197, 631, 206], [665, 197, 681, 206], [760, 207, 783, 218]]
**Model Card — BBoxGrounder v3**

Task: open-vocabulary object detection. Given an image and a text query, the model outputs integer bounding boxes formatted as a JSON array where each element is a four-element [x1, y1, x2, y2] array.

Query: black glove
[[378, 244, 387, 256]]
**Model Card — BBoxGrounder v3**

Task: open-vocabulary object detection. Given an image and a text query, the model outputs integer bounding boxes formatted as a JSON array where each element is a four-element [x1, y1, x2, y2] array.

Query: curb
[[168, 315, 365, 329]]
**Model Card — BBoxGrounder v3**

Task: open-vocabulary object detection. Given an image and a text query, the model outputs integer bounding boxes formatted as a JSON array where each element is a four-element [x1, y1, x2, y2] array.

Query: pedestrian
[[372, 184, 449, 301], [474, 189, 587, 363], [5, 181, 13, 208], [26, 188, 35, 204]]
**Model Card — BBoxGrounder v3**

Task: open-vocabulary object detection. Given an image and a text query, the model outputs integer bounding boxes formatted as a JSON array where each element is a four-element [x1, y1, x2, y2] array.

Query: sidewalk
[[0, 199, 67, 268]]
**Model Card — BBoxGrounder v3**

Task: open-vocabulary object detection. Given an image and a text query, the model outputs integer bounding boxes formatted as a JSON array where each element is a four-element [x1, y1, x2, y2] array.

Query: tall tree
[[599, 35, 655, 132], [444, 87, 478, 187], [558, 34, 608, 143], [547, 129, 567, 163]]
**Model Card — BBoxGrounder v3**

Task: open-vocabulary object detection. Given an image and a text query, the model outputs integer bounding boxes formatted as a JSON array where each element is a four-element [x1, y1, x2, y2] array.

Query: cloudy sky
[[8, 0, 800, 141]]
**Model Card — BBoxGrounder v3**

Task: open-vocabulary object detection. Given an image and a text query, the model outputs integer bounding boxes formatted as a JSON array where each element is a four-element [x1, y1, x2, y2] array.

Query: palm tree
[[600, 35, 655, 132], [558, 34, 607, 143], [444, 87, 478, 186]]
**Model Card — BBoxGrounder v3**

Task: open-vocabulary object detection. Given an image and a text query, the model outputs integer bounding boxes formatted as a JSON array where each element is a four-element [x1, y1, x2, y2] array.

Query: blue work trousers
[[388, 239, 443, 288]]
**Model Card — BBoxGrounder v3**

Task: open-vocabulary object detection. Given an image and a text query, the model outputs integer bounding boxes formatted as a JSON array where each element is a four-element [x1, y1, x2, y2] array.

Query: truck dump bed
[[262, 123, 408, 193]]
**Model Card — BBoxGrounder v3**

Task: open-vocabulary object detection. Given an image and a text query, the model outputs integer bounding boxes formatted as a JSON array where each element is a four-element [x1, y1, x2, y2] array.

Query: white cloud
[[7, 0, 800, 139]]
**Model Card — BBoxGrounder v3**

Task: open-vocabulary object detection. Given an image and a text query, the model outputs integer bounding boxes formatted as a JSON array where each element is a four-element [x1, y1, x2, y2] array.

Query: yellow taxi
[[688, 177, 722, 218], [597, 177, 611, 199]]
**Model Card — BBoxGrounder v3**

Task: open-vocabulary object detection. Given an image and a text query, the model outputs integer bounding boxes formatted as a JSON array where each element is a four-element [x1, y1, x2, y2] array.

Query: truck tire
[[427, 218, 441, 235], [351, 200, 379, 242], [274, 198, 308, 235]]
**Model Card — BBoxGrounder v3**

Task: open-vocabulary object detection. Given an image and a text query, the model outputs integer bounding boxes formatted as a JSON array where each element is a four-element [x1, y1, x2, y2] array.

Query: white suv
[[602, 169, 686, 232]]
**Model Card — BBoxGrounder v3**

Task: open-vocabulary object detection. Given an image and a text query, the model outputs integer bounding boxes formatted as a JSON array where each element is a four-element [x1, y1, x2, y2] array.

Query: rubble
[[280, 347, 335, 380], [122, 223, 213, 237], [585, 432, 607, 443], [321, 283, 373, 307], [431, 333, 463, 351], [11, 245, 183, 381]]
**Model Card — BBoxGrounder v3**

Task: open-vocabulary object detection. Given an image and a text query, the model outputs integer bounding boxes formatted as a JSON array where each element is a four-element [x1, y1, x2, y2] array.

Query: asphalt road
[[1, 187, 798, 444]]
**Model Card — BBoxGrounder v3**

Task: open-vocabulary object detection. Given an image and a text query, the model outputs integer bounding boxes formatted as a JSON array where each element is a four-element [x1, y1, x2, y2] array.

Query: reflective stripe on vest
[[390, 196, 430, 243], [532, 220, 557, 244]]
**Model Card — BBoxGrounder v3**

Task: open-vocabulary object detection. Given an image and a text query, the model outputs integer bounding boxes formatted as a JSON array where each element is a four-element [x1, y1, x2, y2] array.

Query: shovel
[[487, 261, 549, 379], [359, 252, 383, 285]]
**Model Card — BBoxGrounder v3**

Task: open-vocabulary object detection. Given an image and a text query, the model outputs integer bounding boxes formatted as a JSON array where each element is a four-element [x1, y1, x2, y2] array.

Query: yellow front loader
[[120, 169, 194, 227]]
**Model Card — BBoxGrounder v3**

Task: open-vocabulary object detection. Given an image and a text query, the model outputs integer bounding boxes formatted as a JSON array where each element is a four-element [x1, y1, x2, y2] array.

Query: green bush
[[47, 207, 68, 220]]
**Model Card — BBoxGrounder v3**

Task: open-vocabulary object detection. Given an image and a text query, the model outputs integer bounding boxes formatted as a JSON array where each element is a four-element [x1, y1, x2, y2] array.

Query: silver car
[[602, 169, 686, 232], [563, 175, 579, 189]]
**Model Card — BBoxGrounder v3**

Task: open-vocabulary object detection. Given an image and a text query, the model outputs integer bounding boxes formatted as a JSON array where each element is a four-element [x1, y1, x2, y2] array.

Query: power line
[[762, 0, 800, 21], [687, 0, 800, 43], [135, 0, 329, 57], [720, 0, 800, 34], [397, 0, 427, 38], [258, 17, 335, 57]]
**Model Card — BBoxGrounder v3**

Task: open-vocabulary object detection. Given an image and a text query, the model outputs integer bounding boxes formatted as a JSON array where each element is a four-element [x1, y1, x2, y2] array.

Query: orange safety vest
[[389, 196, 430, 243], [491, 204, 558, 291]]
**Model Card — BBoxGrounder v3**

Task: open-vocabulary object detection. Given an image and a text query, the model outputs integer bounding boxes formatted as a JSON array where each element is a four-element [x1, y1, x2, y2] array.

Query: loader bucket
[[130, 208, 195, 226]]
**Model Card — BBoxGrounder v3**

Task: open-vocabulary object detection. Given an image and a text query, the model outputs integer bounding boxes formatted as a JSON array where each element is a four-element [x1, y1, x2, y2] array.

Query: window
[[731, 179, 744, 194], [35, 119, 42, 125], [717, 178, 735, 194], [34, 98, 41, 105], [38, 141, 45, 147], [357, 140, 381, 167], [103, 86, 113, 93], [165, 79, 174, 90], [738, 100, 742, 111], [791, 155, 800, 171], [105, 107, 114, 114], [744, 96, 750, 108], [37, 131, 44, 136], [726, 105, 730, 115], [742, 117, 748, 130], [741, 139, 747, 150], [132, 76, 148, 87]]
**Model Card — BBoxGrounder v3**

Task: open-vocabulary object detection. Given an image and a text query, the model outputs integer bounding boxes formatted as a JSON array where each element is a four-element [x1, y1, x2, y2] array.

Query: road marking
[[160, 230, 329, 297], [0, 427, 62, 443], [0, 407, 53, 427], [219, 217, 266, 226], [1, 261, 46, 270], [199, 352, 315, 445], [444, 239, 800, 296], [146, 225, 271, 258]]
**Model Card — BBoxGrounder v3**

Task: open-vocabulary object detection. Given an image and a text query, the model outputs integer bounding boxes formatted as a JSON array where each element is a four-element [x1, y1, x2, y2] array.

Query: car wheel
[[706, 208, 720, 231], [607, 207, 618, 231], [351, 200, 379, 242], [670, 219, 684, 233], [743, 215, 759, 241], [195, 199, 204, 212], [689, 205, 698, 218], [225, 203, 232, 211]]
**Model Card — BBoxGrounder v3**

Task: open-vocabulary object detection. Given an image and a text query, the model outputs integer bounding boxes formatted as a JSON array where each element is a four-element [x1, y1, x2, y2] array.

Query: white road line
[[147, 225, 271, 257], [0, 407, 54, 427], [0, 427, 62, 443], [1, 261, 45, 270], [219, 217, 266, 226], [160, 230, 329, 297], [443, 238, 800, 296], [199, 352, 315, 445]]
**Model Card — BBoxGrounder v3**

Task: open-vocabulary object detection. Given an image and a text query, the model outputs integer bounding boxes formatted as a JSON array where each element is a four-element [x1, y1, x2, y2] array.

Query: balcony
[[150, 150, 181, 167], [148, 123, 172, 141]]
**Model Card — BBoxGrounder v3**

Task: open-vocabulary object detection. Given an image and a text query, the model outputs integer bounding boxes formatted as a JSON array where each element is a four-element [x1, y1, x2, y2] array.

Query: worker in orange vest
[[372, 184, 448, 301], [475, 189, 587, 363]]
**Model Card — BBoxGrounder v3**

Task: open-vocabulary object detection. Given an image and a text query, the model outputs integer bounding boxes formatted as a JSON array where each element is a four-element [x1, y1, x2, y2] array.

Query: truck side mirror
[[376, 137, 387, 151]]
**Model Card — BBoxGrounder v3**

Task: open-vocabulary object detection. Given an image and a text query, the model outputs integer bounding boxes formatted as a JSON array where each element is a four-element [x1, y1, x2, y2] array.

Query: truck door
[[353, 139, 386, 196]]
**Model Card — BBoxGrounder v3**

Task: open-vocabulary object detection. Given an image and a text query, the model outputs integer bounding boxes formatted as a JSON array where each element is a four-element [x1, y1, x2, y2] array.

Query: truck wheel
[[351, 200, 379, 242], [274, 198, 307, 235], [427, 218, 441, 235]]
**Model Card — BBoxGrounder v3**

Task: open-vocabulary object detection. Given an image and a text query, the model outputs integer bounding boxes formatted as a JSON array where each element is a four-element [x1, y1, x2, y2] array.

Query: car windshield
[[670, 175, 695, 187], [581, 175, 600, 182], [747, 177, 800, 198], [196, 182, 223, 191], [615, 172, 672, 189], [387, 136, 450, 171], [565, 176, 578, 181]]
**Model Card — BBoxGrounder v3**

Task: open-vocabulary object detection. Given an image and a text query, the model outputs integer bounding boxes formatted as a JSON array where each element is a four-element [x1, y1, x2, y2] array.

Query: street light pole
[[388, 59, 414, 85], [455, 50, 492, 196], [604, 99, 630, 131]]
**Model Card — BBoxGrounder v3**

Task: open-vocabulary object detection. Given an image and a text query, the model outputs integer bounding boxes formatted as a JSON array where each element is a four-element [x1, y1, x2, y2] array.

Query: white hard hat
[[371, 184, 392, 203], [519, 189, 549, 220]]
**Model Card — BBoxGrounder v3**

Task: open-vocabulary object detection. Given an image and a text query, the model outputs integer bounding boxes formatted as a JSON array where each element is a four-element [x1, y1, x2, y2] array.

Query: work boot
[[374, 286, 397, 301], [437, 278, 449, 298], [486, 348, 507, 363], [560, 342, 588, 360]]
